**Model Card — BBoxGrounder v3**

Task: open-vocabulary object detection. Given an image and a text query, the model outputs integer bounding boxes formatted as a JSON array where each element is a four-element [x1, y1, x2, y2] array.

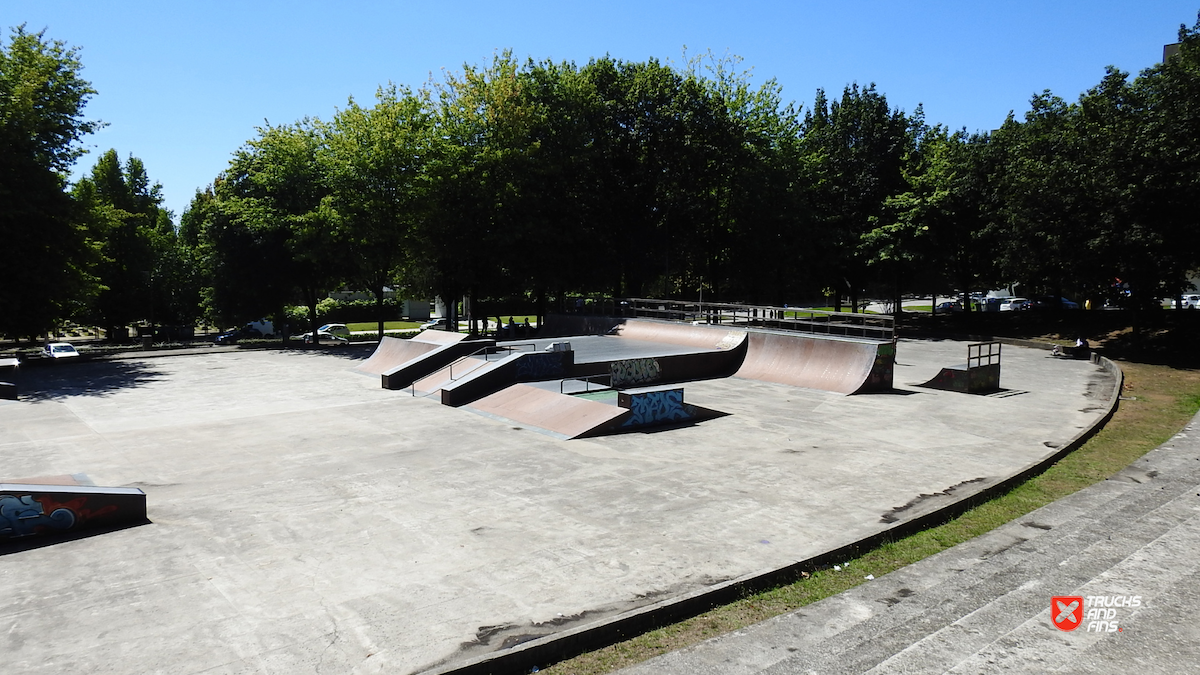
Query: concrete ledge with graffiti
[[617, 387, 699, 428], [0, 484, 147, 542]]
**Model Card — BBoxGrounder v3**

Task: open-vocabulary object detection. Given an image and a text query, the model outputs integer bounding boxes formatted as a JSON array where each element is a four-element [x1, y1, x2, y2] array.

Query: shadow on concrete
[[282, 343, 375, 363], [871, 388, 921, 396], [17, 361, 168, 401]]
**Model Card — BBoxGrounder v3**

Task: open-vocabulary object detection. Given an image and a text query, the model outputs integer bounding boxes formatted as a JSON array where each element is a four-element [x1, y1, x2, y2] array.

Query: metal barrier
[[621, 298, 894, 341], [968, 341, 1002, 368], [560, 374, 612, 394], [409, 343, 538, 397]]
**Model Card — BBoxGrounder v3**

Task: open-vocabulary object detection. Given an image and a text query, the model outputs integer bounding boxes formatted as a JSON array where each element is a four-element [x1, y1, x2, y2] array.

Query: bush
[[284, 298, 408, 327]]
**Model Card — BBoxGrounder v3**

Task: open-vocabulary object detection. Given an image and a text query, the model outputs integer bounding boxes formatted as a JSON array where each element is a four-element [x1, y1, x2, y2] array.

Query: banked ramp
[[467, 384, 628, 439], [355, 331, 468, 376], [735, 330, 894, 394], [608, 318, 894, 394], [467, 383, 720, 439]]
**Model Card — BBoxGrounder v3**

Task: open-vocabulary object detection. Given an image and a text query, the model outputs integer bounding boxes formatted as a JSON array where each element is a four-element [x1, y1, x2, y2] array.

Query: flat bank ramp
[[355, 332, 467, 376], [411, 357, 494, 396], [735, 331, 892, 394], [467, 384, 627, 439]]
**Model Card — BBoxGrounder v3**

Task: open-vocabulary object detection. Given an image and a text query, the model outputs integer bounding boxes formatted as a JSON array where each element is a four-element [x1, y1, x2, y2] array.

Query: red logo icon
[[1053, 596, 1084, 631]]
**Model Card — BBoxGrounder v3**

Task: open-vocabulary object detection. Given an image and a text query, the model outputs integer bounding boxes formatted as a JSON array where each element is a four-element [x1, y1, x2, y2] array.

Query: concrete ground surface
[[618, 412, 1200, 675], [0, 338, 1113, 674]]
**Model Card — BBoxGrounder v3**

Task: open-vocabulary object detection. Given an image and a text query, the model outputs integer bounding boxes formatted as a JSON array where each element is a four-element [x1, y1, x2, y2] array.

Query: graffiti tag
[[0, 494, 76, 539], [516, 352, 566, 380], [610, 358, 662, 387], [622, 389, 696, 427]]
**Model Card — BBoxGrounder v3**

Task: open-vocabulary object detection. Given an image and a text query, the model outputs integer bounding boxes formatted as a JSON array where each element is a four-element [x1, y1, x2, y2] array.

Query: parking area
[[0, 339, 1115, 674]]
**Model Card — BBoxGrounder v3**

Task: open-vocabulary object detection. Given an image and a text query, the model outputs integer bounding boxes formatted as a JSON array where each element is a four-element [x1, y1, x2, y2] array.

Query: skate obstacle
[[919, 341, 1002, 394]]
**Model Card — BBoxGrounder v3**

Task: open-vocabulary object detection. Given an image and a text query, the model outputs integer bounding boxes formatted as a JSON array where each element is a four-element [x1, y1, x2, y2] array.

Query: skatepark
[[0, 314, 1120, 674]]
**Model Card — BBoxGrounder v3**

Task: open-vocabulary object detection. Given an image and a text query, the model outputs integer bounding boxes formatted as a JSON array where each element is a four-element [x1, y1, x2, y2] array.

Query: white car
[[44, 342, 80, 359], [998, 297, 1028, 312], [1172, 295, 1200, 309], [296, 324, 351, 344]]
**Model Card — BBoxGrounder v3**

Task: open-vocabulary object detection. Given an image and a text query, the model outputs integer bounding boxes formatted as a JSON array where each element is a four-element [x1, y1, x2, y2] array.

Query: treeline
[[5, 18, 1200, 340]]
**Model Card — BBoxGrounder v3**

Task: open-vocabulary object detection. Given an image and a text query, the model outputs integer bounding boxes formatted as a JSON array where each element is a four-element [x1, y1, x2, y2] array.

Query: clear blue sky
[[7, 1, 1198, 220]]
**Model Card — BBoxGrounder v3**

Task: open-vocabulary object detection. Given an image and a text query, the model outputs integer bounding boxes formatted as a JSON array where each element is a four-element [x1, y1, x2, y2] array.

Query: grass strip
[[542, 360, 1200, 674], [344, 321, 424, 331]]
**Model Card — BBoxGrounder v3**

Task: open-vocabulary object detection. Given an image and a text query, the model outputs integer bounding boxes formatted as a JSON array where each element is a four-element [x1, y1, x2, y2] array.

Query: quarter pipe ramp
[[355, 331, 468, 376]]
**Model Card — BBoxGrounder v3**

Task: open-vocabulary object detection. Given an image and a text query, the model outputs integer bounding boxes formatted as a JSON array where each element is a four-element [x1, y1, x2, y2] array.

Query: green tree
[[864, 127, 999, 316], [0, 25, 102, 338], [323, 85, 434, 337], [216, 121, 338, 339], [801, 84, 914, 312], [74, 149, 178, 334], [1130, 15, 1200, 308]]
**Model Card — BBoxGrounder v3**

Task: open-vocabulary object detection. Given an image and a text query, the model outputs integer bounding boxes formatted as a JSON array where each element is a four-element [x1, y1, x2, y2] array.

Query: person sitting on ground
[[1052, 336, 1090, 358]]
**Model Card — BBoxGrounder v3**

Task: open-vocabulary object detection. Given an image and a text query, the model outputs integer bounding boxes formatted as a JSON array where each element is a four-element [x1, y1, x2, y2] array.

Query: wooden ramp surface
[[355, 332, 467, 376], [411, 357, 492, 395], [468, 384, 627, 439], [735, 331, 883, 394]]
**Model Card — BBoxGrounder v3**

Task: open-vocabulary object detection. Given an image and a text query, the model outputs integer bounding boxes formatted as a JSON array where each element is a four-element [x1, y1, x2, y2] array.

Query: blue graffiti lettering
[[622, 389, 696, 427], [0, 494, 76, 539], [516, 352, 566, 380]]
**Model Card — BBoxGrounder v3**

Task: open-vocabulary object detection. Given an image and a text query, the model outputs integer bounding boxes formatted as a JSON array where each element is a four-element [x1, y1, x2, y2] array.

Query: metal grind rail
[[623, 298, 894, 341], [409, 343, 540, 397], [560, 374, 612, 395]]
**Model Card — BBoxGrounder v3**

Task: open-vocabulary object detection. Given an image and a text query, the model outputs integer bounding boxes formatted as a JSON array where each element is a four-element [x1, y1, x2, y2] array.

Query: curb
[[426, 354, 1125, 675]]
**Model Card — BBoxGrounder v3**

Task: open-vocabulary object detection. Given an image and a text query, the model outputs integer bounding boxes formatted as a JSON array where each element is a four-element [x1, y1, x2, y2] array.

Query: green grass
[[540, 360, 1200, 675], [344, 320, 424, 332], [782, 308, 882, 316], [344, 317, 540, 333]]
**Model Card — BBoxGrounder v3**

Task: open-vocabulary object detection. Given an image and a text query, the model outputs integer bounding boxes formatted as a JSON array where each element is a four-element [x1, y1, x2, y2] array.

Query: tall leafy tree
[[216, 121, 337, 338], [324, 85, 434, 337], [1132, 15, 1200, 307], [74, 149, 177, 333], [801, 84, 914, 312], [0, 25, 102, 338]]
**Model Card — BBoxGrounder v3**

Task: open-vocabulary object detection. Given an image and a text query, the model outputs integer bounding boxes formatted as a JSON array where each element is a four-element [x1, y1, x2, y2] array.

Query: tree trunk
[[303, 286, 320, 345], [374, 282, 386, 341]]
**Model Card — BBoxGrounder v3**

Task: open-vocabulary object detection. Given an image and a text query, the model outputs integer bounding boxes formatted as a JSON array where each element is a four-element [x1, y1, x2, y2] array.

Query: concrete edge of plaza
[[424, 354, 1125, 675]]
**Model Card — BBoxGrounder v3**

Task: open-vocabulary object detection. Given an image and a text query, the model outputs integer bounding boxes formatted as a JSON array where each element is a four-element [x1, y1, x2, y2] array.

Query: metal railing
[[560, 374, 612, 394], [621, 298, 895, 341], [967, 341, 1002, 368], [409, 343, 537, 397]]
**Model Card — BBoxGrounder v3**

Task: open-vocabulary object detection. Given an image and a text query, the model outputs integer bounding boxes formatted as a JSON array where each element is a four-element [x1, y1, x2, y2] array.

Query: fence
[[619, 298, 894, 341]]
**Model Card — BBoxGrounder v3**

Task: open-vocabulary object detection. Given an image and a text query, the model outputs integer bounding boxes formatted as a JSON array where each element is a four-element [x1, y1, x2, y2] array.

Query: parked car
[[934, 301, 963, 313], [296, 323, 351, 344], [246, 319, 275, 337], [302, 331, 348, 344], [317, 323, 350, 338], [1022, 296, 1080, 311], [1171, 294, 1200, 309], [214, 326, 261, 345], [295, 324, 350, 343], [419, 318, 450, 331], [998, 297, 1029, 312], [43, 342, 80, 359]]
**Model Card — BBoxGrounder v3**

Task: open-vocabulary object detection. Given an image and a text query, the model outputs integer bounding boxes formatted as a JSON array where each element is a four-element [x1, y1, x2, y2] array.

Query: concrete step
[[619, 414, 1200, 674]]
